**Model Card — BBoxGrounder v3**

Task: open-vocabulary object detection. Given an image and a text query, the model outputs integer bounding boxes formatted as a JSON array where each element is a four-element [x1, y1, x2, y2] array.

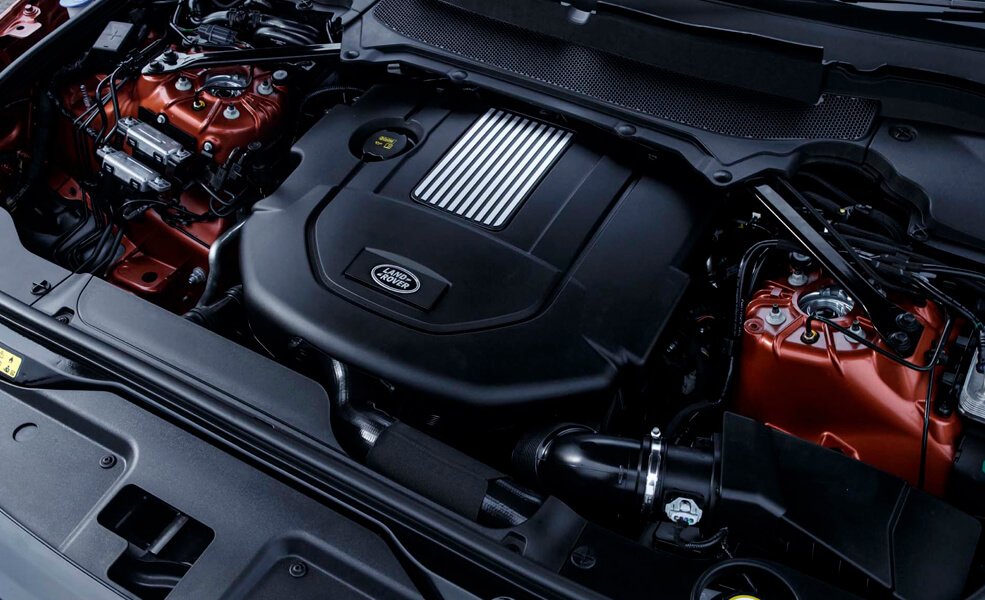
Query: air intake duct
[[327, 359, 542, 528], [514, 413, 980, 600]]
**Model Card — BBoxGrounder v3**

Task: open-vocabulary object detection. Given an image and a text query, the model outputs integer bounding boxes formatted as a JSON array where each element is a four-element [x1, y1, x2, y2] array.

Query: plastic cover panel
[[371, 0, 878, 141]]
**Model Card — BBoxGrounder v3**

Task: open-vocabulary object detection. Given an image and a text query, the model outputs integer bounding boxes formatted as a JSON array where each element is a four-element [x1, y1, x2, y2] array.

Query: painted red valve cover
[[733, 278, 960, 495]]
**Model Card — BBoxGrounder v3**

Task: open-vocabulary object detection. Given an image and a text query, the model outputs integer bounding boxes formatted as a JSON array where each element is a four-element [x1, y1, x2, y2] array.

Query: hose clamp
[[642, 427, 663, 514]]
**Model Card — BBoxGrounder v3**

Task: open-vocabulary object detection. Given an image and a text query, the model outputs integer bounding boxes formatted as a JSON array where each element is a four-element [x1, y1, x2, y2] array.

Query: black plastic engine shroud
[[240, 86, 706, 412]]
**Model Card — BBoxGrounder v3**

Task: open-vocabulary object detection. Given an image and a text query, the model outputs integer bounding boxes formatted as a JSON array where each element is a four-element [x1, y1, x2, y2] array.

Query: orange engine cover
[[733, 278, 960, 495]]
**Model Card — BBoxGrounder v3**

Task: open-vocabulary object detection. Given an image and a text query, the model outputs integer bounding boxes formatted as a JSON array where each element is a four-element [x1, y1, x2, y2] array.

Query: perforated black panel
[[372, 0, 879, 141]]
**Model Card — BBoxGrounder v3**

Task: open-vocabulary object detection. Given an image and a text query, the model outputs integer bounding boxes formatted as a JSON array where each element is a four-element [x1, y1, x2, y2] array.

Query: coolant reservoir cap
[[361, 129, 410, 161]]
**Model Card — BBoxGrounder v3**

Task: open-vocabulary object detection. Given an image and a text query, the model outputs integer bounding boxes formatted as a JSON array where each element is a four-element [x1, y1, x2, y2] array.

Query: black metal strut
[[754, 181, 924, 356]]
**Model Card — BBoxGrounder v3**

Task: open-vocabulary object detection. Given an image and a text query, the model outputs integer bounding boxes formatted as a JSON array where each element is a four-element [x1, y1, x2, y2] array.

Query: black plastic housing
[[240, 85, 706, 413]]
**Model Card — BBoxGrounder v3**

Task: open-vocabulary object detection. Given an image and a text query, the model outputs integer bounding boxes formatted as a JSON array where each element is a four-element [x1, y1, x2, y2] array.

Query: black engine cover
[[241, 86, 705, 412]]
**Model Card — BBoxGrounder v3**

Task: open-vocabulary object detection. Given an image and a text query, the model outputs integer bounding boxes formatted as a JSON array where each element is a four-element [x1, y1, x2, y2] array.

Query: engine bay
[[4, 0, 985, 598]]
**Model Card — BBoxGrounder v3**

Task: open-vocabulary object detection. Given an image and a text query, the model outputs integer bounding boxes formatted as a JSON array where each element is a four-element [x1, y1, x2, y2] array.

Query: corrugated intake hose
[[327, 359, 543, 527]]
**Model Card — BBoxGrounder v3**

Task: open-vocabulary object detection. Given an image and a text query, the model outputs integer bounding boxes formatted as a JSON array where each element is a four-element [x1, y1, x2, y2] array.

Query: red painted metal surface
[[733, 278, 960, 495], [132, 65, 286, 162], [52, 59, 286, 307], [0, 0, 66, 70]]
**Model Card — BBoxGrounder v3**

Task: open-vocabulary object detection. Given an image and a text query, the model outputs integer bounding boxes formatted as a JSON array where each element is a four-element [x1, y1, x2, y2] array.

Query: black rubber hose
[[326, 359, 542, 527], [327, 359, 394, 463], [7, 91, 56, 210], [514, 426, 647, 515], [514, 425, 718, 519]]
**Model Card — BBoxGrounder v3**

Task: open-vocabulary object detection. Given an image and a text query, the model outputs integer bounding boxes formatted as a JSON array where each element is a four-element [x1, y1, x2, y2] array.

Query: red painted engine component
[[0, 0, 66, 70], [50, 174, 225, 311], [53, 60, 287, 308], [123, 65, 286, 163], [56, 58, 287, 312], [59, 61, 288, 166], [733, 278, 960, 495], [0, 0, 66, 164]]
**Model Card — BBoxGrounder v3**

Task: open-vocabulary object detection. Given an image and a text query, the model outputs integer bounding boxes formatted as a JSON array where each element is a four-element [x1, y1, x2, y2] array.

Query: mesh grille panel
[[372, 0, 878, 141]]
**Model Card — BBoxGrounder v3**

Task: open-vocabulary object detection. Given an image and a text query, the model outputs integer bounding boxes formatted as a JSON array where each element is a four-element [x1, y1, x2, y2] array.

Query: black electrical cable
[[666, 240, 786, 441], [680, 527, 729, 552], [806, 314, 951, 373], [806, 312, 953, 490], [918, 352, 938, 490], [778, 178, 896, 294], [733, 240, 781, 338]]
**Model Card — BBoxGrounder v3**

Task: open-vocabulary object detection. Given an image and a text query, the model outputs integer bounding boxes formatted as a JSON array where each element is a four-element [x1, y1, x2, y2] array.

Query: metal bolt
[[272, 69, 289, 82], [256, 79, 274, 96], [712, 170, 733, 184], [155, 114, 167, 125], [569, 546, 597, 570], [202, 141, 214, 153], [187, 267, 207, 286], [288, 561, 307, 578], [223, 104, 240, 120], [801, 328, 820, 345], [99, 455, 117, 469], [788, 270, 809, 287], [766, 304, 787, 326], [175, 76, 193, 92], [343, 50, 360, 60]]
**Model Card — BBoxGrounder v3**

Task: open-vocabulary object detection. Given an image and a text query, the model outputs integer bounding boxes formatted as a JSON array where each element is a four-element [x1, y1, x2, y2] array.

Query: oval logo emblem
[[370, 264, 421, 294]]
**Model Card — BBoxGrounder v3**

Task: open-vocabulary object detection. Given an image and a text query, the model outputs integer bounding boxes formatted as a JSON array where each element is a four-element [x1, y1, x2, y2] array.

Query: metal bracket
[[754, 182, 923, 356], [142, 43, 342, 75]]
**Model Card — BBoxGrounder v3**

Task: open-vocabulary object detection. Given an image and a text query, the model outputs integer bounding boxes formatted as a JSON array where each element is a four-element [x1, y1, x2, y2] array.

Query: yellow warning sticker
[[0, 347, 22, 379]]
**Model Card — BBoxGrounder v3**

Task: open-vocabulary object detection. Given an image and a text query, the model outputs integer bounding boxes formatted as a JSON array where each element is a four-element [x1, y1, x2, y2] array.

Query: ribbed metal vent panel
[[413, 109, 573, 228]]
